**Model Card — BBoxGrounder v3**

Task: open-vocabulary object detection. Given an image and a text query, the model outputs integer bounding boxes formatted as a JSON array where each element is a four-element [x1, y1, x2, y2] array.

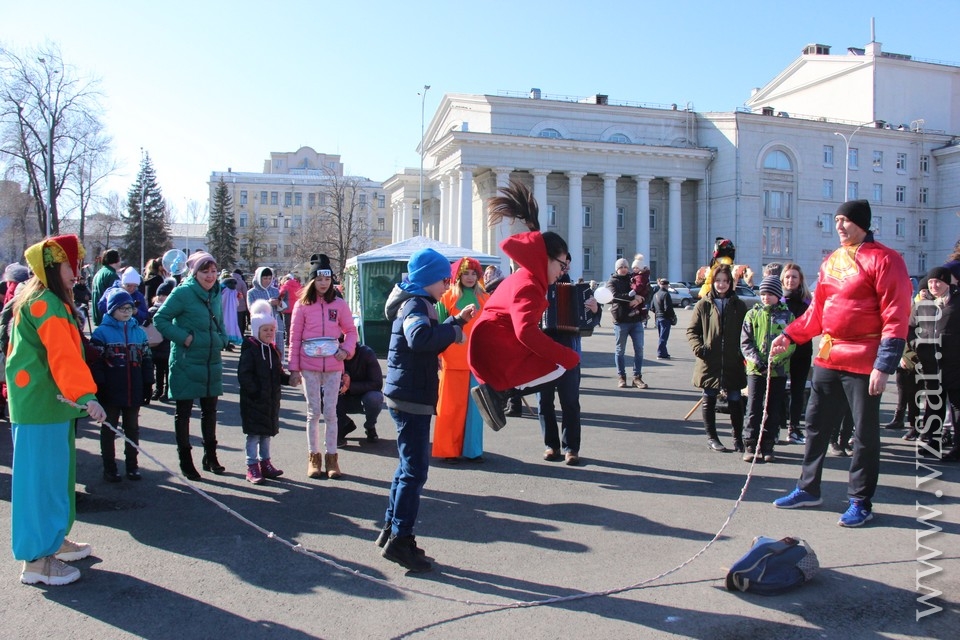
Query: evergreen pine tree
[[207, 177, 238, 270], [122, 153, 172, 270]]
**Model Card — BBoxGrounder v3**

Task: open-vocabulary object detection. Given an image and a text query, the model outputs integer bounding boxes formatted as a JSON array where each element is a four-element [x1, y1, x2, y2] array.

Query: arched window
[[763, 150, 792, 171], [539, 128, 561, 139], [609, 133, 630, 143]]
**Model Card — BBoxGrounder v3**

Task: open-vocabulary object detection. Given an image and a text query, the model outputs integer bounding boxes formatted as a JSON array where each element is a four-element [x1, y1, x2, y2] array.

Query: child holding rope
[[740, 275, 795, 463]]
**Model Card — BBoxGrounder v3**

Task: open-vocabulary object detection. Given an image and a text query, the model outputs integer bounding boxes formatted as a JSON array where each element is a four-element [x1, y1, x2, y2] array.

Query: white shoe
[[55, 539, 92, 562], [20, 556, 81, 586]]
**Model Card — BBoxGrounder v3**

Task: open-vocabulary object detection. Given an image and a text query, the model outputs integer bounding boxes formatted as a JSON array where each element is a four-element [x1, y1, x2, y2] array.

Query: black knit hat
[[309, 253, 335, 281], [926, 266, 952, 284], [837, 200, 872, 232], [103, 249, 120, 265]]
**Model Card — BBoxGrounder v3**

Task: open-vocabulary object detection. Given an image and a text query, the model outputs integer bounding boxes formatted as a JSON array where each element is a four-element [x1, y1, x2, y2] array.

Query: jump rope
[[58, 358, 778, 610]]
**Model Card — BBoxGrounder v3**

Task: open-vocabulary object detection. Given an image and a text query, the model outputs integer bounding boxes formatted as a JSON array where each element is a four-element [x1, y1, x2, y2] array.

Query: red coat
[[468, 232, 579, 390], [784, 238, 910, 375]]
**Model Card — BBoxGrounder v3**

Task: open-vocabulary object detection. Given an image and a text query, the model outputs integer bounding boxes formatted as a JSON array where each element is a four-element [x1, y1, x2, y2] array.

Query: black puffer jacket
[[237, 336, 291, 436], [686, 290, 748, 391]]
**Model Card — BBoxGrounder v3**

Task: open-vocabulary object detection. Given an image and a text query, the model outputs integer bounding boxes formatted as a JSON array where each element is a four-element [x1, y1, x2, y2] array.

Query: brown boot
[[307, 452, 323, 479], [324, 453, 342, 479]]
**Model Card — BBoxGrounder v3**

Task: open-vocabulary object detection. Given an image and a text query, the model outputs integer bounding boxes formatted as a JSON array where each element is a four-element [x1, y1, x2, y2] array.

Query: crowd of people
[[4, 193, 958, 583]]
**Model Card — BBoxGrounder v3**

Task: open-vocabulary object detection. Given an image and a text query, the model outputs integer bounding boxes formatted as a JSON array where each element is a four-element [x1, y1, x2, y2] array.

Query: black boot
[[178, 447, 201, 480], [702, 396, 727, 451], [729, 398, 745, 453], [201, 441, 226, 475], [883, 408, 905, 430], [381, 535, 432, 573]]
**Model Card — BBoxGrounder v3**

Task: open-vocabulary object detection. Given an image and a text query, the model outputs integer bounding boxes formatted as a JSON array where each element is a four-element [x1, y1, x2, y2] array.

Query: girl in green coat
[[687, 263, 748, 453], [154, 251, 228, 480]]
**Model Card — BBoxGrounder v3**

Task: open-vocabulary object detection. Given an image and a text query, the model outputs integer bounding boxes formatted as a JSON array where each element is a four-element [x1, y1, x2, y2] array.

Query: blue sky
[[3, 0, 958, 221]]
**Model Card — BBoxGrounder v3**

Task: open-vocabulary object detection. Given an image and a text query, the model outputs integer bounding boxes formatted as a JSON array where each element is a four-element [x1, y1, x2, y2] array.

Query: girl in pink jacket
[[288, 255, 358, 479]]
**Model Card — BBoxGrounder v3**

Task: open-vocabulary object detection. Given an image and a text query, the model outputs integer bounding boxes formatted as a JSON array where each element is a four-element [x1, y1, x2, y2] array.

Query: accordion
[[544, 282, 595, 336]]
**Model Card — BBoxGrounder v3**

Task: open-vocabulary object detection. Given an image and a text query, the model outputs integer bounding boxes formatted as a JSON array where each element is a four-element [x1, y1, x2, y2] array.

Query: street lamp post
[[38, 57, 56, 236], [418, 84, 430, 237], [833, 121, 873, 201]]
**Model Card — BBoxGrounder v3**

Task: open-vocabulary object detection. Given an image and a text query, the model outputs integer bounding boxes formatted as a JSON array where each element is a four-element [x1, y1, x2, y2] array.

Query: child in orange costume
[[433, 257, 489, 461], [468, 181, 580, 432]]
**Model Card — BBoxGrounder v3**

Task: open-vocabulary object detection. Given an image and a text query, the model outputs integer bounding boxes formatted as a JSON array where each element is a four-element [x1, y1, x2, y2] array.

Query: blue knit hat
[[405, 249, 451, 289], [106, 288, 135, 315]]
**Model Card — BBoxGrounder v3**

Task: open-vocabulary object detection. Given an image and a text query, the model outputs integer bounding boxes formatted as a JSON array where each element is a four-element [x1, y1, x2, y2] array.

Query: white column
[[402, 199, 414, 241], [634, 175, 653, 265], [667, 177, 684, 281], [602, 173, 619, 273], [566, 171, 586, 281], [458, 165, 475, 249], [391, 202, 400, 243], [492, 167, 514, 272], [437, 178, 448, 244], [448, 172, 460, 246], [531, 168, 549, 212]]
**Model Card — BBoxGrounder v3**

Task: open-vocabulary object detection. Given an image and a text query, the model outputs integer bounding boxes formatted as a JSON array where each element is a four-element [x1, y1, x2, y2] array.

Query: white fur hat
[[249, 299, 277, 339]]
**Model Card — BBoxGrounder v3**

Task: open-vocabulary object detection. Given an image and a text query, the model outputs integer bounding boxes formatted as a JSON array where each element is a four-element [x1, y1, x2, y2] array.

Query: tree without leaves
[[0, 43, 112, 236], [239, 222, 270, 273], [122, 153, 171, 270], [206, 177, 238, 270]]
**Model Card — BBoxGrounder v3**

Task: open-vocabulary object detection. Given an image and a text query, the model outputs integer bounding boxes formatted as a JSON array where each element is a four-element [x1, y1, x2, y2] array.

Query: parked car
[[668, 282, 695, 308], [735, 284, 760, 307]]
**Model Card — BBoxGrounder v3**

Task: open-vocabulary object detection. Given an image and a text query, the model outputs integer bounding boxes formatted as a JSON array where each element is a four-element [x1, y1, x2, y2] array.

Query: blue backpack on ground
[[725, 536, 820, 595]]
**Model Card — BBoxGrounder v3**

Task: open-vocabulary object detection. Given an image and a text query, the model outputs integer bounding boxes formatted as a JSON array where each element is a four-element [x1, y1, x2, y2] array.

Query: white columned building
[[566, 172, 586, 281], [602, 173, 619, 271], [634, 175, 653, 266], [667, 178, 684, 281]]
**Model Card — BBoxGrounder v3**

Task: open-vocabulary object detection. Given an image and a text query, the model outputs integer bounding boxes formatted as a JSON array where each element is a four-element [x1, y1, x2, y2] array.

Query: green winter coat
[[740, 302, 795, 377], [687, 291, 748, 391], [91, 265, 118, 325], [153, 277, 228, 400]]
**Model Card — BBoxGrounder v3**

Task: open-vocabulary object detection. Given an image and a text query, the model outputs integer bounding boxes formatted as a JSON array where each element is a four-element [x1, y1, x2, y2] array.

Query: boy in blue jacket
[[376, 248, 475, 573], [90, 289, 154, 482]]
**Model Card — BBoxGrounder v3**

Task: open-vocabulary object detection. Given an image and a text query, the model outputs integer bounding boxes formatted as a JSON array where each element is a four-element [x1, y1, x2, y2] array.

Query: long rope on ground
[[59, 367, 777, 610]]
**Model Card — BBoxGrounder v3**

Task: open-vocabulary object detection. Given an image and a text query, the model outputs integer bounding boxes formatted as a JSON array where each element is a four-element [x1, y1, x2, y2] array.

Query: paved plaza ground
[[0, 311, 957, 639]]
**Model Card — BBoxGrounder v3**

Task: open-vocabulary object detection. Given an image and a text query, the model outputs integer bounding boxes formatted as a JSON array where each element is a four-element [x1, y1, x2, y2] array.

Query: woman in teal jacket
[[154, 251, 228, 480]]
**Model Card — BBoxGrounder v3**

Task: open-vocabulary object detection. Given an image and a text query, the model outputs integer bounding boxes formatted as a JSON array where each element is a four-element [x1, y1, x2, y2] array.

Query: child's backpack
[[725, 536, 819, 595]]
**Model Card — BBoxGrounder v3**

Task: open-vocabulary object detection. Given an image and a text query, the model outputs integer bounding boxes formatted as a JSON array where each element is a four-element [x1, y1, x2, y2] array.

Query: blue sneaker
[[773, 487, 822, 509], [838, 499, 873, 527]]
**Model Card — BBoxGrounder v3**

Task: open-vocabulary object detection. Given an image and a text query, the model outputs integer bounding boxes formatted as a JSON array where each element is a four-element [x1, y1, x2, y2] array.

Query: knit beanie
[[156, 278, 176, 297], [106, 289, 135, 315], [405, 248, 451, 289], [185, 251, 216, 277], [759, 274, 783, 298], [926, 266, 952, 285], [249, 299, 277, 339], [3, 262, 30, 283], [121, 268, 142, 286], [309, 253, 335, 281], [837, 200, 872, 232], [615, 258, 629, 270]]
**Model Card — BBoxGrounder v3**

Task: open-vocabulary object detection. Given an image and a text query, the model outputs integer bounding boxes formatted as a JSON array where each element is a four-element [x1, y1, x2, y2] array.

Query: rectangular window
[[848, 148, 859, 170], [823, 145, 834, 167], [547, 204, 557, 227], [847, 182, 858, 200], [896, 185, 906, 203], [896, 217, 905, 237], [412, 219, 420, 235], [294, 193, 302, 206], [872, 150, 883, 170], [616, 206, 625, 229], [582, 247, 592, 272], [271, 217, 279, 228], [616, 247, 625, 260], [239, 215, 247, 228], [896, 153, 907, 171], [284, 192, 292, 207], [822, 179, 833, 200], [270, 192, 278, 205], [873, 183, 883, 203], [378, 195, 386, 208], [762, 226, 792, 257], [258, 216, 267, 228], [918, 253, 927, 273], [819, 213, 832, 232], [260, 191, 268, 205], [283, 217, 290, 229], [377, 218, 385, 231], [919, 218, 928, 241], [319, 194, 326, 206], [582, 205, 592, 228], [308, 193, 316, 208], [358, 194, 367, 206], [919, 187, 928, 204], [240, 190, 248, 205], [649, 208, 657, 230], [293, 215, 302, 228], [920, 155, 930, 173], [763, 190, 792, 219], [872, 216, 882, 236]]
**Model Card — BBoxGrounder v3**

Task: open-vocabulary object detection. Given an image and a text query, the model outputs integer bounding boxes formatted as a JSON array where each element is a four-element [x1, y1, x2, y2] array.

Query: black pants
[[798, 366, 881, 507], [788, 354, 812, 427], [174, 396, 219, 450], [101, 405, 141, 470], [154, 359, 169, 395], [538, 365, 582, 454], [746, 375, 785, 453]]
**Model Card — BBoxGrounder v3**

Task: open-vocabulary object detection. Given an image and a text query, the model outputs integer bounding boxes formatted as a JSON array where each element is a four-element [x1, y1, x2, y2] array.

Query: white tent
[[344, 237, 498, 355]]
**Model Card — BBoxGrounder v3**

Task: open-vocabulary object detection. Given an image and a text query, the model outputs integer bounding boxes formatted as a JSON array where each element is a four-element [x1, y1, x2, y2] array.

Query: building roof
[[346, 235, 498, 266]]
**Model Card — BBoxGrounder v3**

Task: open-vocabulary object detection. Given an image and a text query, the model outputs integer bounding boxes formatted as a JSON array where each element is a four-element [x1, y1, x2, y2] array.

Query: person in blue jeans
[[651, 278, 677, 359], [376, 248, 475, 572], [606, 258, 648, 389], [538, 268, 600, 465]]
